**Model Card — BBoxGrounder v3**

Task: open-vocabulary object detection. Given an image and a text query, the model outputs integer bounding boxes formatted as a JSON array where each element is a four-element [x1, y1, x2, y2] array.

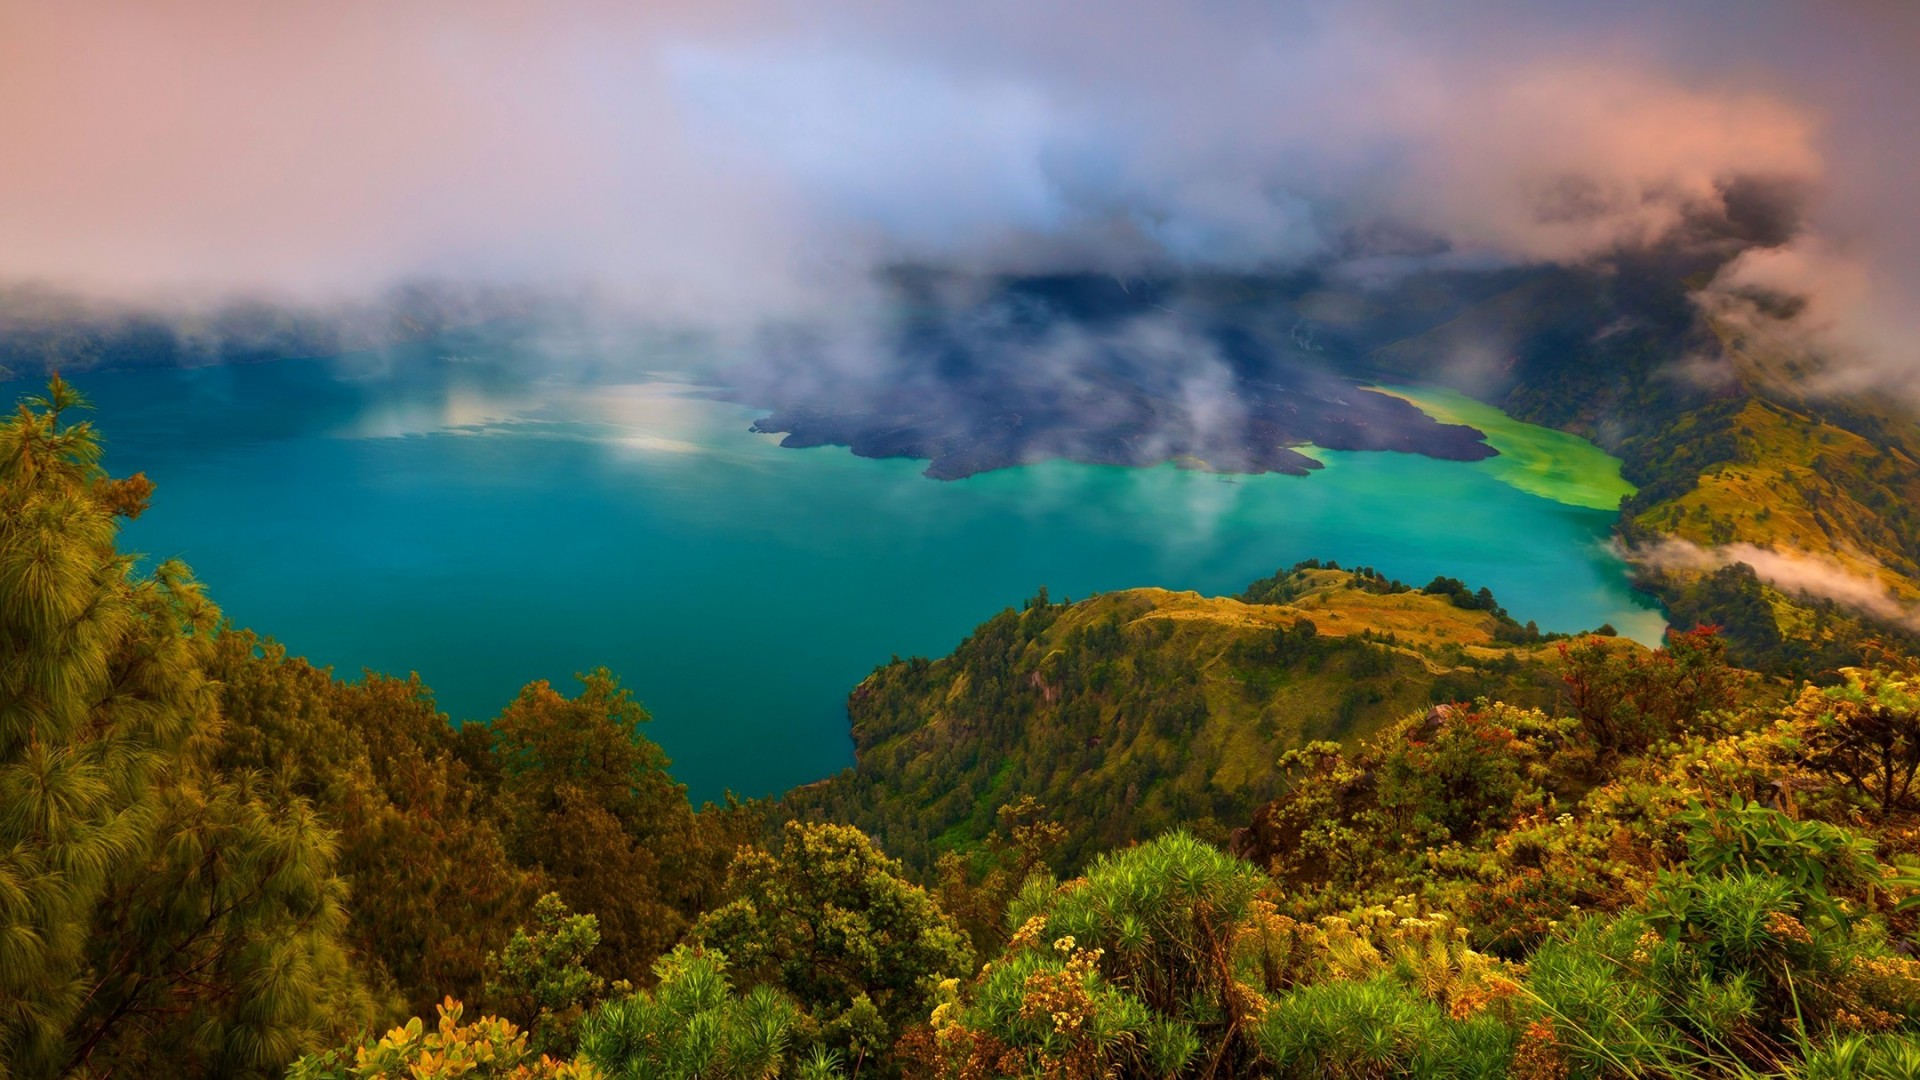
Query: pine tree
[[1, 379, 374, 1077], [0, 375, 203, 1074]]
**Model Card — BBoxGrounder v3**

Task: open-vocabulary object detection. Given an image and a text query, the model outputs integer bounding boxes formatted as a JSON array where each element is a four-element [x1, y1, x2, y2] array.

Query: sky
[[0, 0, 1915, 382]]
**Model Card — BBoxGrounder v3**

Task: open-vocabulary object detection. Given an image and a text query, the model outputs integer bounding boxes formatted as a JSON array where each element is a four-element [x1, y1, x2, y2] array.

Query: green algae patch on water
[[1372, 385, 1636, 511]]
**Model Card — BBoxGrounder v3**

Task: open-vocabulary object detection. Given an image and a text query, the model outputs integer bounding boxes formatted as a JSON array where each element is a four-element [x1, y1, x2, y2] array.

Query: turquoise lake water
[[43, 342, 1666, 800]]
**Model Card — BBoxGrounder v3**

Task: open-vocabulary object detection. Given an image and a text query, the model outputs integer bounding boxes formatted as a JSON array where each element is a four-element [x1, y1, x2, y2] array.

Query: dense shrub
[[694, 821, 973, 1065], [578, 947, 842, 1080]]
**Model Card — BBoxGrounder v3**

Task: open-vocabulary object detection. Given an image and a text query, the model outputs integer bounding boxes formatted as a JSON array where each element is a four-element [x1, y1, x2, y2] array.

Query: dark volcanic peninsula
[[740, 271, 1498, 480], [751, 379, 1496, 480]]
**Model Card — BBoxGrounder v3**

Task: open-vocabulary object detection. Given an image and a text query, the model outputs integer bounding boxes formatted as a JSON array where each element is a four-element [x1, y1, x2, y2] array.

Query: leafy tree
[[1374, 706, 1534, 845], [1558, 626, 1737, 757], [1662, 563, 1790, 670], [694, 822, 972, 1059], [487, 670, 746, 982], [1790, 667, 1920, 817], [934, 797, 1068, 953], [1235, 703, 1577, 924], [486, 894, 610, 1058], [207, 632, 538, 1015], [491, 672, 680, 835]]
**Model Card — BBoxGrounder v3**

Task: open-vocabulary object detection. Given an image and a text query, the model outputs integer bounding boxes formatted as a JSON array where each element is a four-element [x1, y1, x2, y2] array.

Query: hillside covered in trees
[[16, 379, 1920, 1080], [784, 565, 1578, 870]]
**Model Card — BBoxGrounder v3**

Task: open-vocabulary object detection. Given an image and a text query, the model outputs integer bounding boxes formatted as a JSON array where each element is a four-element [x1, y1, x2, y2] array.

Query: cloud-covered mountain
[[0, 1, 1913, 398]]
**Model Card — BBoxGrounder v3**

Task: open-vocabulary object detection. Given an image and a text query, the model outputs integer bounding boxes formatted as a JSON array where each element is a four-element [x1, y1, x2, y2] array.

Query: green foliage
[[1, 380, 371, 1078], [486, 894, 609, 1058], [207, 631, 537, 1015], [1, 375, 198, 1071], [485, 670, 762, 984], [1375, 706, 1535, 844], [1236, 702, 1583, 929], [694, 821, 972, 1058], [933, 796, 1069, 955], [578, 946, 835, 1080], [1557, 625, 1739, 757], [1527, 841, 1920, 1075], [787, 574, 1562, 871], [1796, 1034, 1920, 1079], [492, 672, 678, 835], [1255, 976, 1511, 1080], [1522, 919, 1681, 1076], [1241, 560, 1412, 605], [1661, 563, 1795, 669], [908, 934, 1157, 1079], [71, 774, 376, 1077], [490, 672, 688, 974], [1018, 832, 1264, 1028], [920, 832, 1269, 1079], [1678, 798, 1882, 929]]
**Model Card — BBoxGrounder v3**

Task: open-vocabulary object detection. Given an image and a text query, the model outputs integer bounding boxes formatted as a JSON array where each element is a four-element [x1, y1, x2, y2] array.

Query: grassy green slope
[[784, 568, 1577, 869]]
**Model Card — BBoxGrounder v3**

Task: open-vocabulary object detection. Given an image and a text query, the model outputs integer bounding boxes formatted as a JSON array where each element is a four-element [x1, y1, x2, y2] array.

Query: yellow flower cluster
[[350, 999, 600, 1080], [1235, 897, 1520, 1017]]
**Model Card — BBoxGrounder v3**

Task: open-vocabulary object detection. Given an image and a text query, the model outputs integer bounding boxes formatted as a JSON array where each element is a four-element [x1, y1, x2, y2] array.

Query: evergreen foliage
[[1, 379, 374, 1078], [577, 946, 843, 1080]]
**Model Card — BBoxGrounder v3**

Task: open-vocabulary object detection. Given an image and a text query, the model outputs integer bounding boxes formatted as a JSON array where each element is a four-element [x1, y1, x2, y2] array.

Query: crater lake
[[49, 338, 1666, 799]]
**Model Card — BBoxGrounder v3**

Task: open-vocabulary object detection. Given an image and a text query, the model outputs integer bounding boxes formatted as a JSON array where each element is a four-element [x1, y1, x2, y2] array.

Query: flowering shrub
[[288, 998, 600, 1080]]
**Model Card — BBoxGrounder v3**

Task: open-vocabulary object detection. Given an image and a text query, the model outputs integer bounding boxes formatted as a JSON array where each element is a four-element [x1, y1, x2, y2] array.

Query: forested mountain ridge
[[783, 566, 1581, 870], [1616, 384, 1920, 673]]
